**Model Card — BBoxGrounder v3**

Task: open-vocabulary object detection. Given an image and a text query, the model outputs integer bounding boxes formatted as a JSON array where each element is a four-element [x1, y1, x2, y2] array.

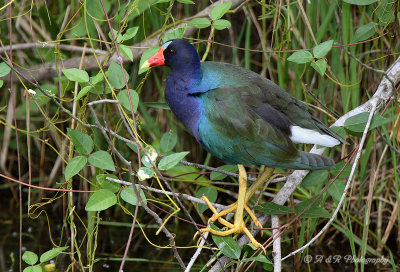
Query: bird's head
[[141, 39, 200, 70]]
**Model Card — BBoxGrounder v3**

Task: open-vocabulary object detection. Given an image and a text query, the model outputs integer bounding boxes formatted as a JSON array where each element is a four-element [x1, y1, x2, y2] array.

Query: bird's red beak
[[141, 48, 165, 69]]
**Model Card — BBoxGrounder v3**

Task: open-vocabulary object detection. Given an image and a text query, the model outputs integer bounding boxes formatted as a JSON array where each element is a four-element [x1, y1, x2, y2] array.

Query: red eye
[[169, 49, 175, 55]]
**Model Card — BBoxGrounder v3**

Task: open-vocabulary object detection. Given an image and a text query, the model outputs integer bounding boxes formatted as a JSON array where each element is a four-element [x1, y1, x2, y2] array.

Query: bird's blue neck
[[165, 62, 203, 140]]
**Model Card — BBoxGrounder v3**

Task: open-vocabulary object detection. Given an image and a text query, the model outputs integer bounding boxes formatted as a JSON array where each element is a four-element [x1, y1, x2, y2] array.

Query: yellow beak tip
[[141, 60, 151, 69]]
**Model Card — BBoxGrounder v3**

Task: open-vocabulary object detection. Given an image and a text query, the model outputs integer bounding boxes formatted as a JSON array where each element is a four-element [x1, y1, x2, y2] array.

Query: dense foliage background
[[0, 0, 399, 271]]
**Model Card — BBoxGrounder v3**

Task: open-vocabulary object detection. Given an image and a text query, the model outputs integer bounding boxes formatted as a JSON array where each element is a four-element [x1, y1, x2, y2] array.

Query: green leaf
[[143, 102, 170, 110], [120, 185, 147, 206], [0, 62, 11, 77], [40, 246, 68, 262], [344, 112, 390, 134], [312, 40, 334, 58], [196, 187, 218, 214], [310, 59, 327, 76], [137, 167, 155, 181], [210, 223, 241, 259], [67, 128, 94, 155], [85, 189, 117, 211], [327, 180, 346, 202], [163, 27, 186, 43], [177, 0, 195, 4], [65, 156, 87, 180], [62, 68, 89, 83], [254, 202, 294, 215], [287, 50, 313, 64], [187, 18, 211, 29], [108, 28, 123, 43], [301, 170, 329, 187], [74, 85, 92, 102], [210, 1, 232, 20], [0, 80, 3, 88], [241, 254, 273, 264], [331, 161, 355, 179], [23, 265, 42, 272], [122, 26, 139, 41], [118, 44, 133, 61], [295, 198, 331, 218], [213, 19, 231, 30], [160, 131, 178, 153], [107, 61, 129, 89], [90, 72, 104, 85], [330, 126, 347, 140], [22, 251, 38, 265], [210, 165, 238, 180], [343, 0, 377, 5], [97, 174, 120, 193], [164, 165, 208, 182], [158, 152, 189, 170], [117, 89, 139, 112], [87, 0, 110, 19], [88, 151, 115, 171], [352, 22, 377, 43], [139, 47, 159, 75]]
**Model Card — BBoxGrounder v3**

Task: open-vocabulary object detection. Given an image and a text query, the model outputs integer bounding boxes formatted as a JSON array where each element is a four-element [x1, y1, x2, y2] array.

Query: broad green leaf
[[210, 165, 238, 180], [353, 22, 377, 42], [330, 126, 347, 140], [90, 72, 104, 85], [74, 85, 92, 102], [117, 89, 139, 112], [331, 161, 356, 179], [312, 40, 334, 58], [160, 131, 178, 153], [213, 19, 231, 30], [196, 187, 218, 213], [310, 59, 327, 76], [163, 27, 186, 43], [122, 26, 139, 41], [378, 0, 395, 23], [65, 156, 87, 180], [40, 247, 68, 262], [107, 61, 129, 89], [287, 50, 313, 64], [254, 202, 294, 215], [343, 0, 377, 5], [108, 28, 123, 43], [67, 128, 93, 155], [139, 47, 159, 75], [87, 0, 110, 19], [344, 112, 390, 134], [210, 1, 232, 21], [158, 152, 189, 170], [118, 44, 133, 61], [210, 223, 241, 259], [23, 265, 42, 272], [0, 62, 11, 77], [0, 80, 3, 88], [301, 170, 329, 187], [187, 18, 211, 29], [327, 179, 346, 202], [97, 174, 120, 193], [295, 198, 330, 218], [88, 151, 115, 171], [177, 0, 195, 4], [120, 185, 147, 206], [241, 254, 273, 264], [137, 167, 155, 181], [22, 251, 38, 265], [62, 68, 89, 83], [85, 189, 117, 211], [164, 165, 208, 182]]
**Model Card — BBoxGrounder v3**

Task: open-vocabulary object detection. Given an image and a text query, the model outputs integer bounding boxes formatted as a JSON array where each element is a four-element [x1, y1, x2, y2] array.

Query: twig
[[271, 215, 282, 272]]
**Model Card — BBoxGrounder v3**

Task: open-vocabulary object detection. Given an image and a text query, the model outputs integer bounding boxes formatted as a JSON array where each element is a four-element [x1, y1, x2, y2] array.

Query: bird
[[141, 39, 345, 251]]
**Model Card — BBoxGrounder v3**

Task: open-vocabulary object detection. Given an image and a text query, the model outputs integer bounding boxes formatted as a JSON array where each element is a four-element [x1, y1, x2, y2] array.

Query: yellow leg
[[197, 166, 275, 251]]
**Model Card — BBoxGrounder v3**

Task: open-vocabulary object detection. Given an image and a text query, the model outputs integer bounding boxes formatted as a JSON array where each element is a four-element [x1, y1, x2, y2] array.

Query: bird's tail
[[295, 151, 335, 170]]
